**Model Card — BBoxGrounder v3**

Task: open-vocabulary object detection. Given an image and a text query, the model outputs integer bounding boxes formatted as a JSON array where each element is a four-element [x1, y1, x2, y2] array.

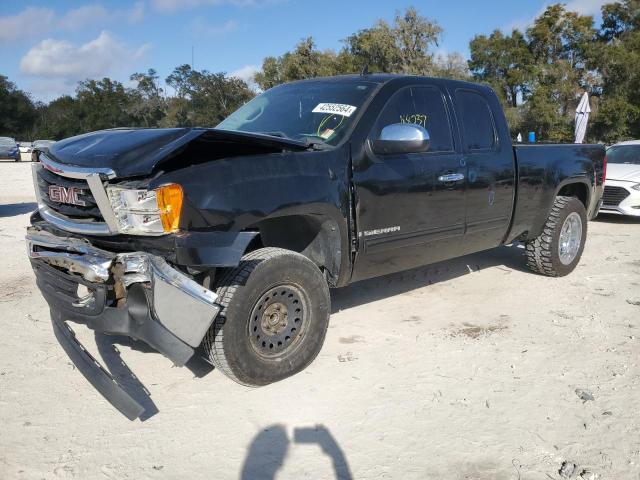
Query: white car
[[600, 140, 640, 217], [18, 141, 33, 154]]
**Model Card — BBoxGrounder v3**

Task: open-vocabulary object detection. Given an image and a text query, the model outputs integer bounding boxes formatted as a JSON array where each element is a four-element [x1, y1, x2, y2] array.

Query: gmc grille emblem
[[48, 185, 86, 206]]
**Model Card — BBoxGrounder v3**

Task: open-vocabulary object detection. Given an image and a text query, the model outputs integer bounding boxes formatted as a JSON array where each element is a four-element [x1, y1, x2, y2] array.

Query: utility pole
[[191, 46, 194, 70]]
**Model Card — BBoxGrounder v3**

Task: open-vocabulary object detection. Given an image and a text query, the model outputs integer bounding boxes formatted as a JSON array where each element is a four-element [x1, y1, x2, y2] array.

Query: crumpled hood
[[607, 163, 640, 182], [46, 128, 310, 178]]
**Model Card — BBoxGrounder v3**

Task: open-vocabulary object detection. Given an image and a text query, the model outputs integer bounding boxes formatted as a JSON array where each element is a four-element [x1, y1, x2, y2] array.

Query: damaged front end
[[27, 228, 220, 420]]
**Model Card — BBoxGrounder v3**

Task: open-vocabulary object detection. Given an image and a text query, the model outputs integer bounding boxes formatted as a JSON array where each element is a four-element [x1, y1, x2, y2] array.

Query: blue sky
[[0, 0, 609, 101]]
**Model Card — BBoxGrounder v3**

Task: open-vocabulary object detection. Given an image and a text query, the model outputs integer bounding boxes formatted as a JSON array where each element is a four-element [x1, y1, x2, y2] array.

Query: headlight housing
[[632, 183, 640, 191], [107, 183, 183, 235]]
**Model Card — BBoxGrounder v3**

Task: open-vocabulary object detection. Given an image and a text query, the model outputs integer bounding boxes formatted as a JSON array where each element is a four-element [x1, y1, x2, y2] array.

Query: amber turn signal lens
[[155, 184, 183, 233]]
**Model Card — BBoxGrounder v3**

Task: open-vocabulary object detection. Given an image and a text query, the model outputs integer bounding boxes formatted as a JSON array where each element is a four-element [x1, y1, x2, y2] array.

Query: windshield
[[217, 80, 378, 146], [0, 138, 16, 147], [607, 145, 640, 165]]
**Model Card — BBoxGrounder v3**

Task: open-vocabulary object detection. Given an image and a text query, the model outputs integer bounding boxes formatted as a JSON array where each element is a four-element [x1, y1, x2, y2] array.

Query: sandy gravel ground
[[1, 162, 639, 480]]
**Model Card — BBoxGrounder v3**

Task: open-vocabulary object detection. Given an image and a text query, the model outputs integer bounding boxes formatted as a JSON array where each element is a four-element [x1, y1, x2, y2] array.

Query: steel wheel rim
[[558, 212, 583, 265], [248, 284, 307, 359]]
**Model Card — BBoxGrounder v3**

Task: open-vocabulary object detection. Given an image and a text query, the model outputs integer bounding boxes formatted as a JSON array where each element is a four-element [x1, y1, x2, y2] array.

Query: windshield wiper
[[303, 138, 330, 150], [256, 131, 329, 150], [258, 131, 289, 139]]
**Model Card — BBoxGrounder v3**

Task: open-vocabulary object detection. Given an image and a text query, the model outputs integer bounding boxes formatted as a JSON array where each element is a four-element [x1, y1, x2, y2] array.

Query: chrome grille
[[36, 167, 102, 220], [32, 154, 119, 235], [602, 186, 630, 207]]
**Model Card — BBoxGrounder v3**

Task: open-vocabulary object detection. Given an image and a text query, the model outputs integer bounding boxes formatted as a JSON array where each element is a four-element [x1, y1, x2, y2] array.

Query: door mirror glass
[[373, 123, 430, 155]]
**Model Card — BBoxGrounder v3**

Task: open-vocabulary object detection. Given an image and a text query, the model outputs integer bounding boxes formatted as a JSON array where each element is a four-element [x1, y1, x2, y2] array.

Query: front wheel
[[203, 247, 330, 386], [525, 195, 587, 277]]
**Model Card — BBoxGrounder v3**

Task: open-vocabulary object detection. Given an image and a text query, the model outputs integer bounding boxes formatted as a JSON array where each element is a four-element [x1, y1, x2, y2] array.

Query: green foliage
[[162, 65, 255, 127], [0, 75, 37, 139], [2, 3, 640, 145], [470, 5, 596, 140], [254, 38, 347, 90], [129, 69, 167, 127], [590, 1, 640, 142], [469, 30, 532, 108], [33, 96, 80, 140], [344, 7, 442, 75]]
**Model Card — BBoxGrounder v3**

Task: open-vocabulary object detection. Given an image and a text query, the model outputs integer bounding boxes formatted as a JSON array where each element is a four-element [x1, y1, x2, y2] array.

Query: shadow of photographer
[[241, 424, 352, 480]]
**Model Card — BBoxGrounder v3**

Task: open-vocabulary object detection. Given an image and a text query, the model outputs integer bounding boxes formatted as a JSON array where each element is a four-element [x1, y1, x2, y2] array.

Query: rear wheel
[[525, 195, 587, 277], [203, 247, 330, 386]]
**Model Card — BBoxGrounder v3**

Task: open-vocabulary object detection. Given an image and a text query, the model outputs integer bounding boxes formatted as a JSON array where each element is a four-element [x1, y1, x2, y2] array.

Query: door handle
[[438, 173, 465, 182]]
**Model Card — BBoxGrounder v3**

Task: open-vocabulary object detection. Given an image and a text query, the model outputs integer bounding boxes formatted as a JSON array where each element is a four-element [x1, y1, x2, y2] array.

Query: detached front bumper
[[27, 227, 220, 419]]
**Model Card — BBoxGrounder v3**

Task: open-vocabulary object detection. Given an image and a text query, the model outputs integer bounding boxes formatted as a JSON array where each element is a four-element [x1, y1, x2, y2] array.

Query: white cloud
[[152, 0, 271, 12], [0, 7, 55, 44], [230, 64, 259, 89], [128, 1, 146, 24], [57, 5, 111, 30], [504, 0, 609, 32], [0, 4, 145, 45], [564, 0, 610, 15], [20, 31, 149, 78], [191, 18, 239, 36]]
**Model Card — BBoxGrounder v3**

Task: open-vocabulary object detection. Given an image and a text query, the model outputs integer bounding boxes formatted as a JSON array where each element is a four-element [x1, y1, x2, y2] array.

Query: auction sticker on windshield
[[312, 103, 357, 117]]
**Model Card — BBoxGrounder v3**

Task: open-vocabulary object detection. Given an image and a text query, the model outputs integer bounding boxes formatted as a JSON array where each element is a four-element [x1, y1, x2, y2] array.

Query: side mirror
[[372, 123, 430, 155]]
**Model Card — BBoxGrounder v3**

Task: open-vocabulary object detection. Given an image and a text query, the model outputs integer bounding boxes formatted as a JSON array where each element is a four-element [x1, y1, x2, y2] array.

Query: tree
[[0, 75, 37, 139], [6, 3, 640, 144], [590, 0, 640, 142], [189, 71, 255, 125], [73, 78, 139, 132], [32, 96, 80, 140], [343, 7, 442, 75], [433, 52, 470, 80], [163, 65, 254, 127], [523, 4, 597, 141], [469, 30, 533, 108], [129, 69, 167, 127], [254, 7, 446, 89], [254, 38, 345, 90]]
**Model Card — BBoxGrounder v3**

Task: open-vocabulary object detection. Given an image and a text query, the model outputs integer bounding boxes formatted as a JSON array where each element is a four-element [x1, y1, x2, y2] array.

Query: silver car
[[31, 140, 56, 162], [0, 137, 20, 161]]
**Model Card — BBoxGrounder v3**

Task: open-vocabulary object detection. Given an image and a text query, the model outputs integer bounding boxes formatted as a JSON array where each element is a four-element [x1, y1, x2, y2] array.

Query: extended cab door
[[452, 88, 516, 251], [350, 84, 467, 282]]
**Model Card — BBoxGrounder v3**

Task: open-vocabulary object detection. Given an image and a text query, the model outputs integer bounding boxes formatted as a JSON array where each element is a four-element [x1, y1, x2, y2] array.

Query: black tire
[[525, 195, 587, 277], [203, 247, 330, 386]]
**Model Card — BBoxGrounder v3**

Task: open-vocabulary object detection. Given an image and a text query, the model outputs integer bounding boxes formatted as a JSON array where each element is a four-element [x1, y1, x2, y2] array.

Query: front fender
[[154, 148, 353, 284], [174, 230, 258, 267]]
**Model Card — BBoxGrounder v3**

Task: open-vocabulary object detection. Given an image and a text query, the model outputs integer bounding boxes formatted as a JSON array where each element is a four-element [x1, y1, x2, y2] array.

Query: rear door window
[[455, 90, 496, 151], [373, 86, 454, 153]]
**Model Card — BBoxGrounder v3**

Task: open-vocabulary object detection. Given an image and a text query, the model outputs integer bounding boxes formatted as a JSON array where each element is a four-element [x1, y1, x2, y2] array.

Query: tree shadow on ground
[[241, 424, 352, 480], [0, 202, 36, 217]]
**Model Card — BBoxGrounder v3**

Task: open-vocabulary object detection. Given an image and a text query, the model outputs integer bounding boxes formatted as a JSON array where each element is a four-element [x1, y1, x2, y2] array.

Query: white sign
[[312, 103, 357, 117]]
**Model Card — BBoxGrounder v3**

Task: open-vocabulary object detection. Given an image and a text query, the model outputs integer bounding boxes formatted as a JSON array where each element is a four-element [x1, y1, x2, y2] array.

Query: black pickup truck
[[26, 74, 605, 419]]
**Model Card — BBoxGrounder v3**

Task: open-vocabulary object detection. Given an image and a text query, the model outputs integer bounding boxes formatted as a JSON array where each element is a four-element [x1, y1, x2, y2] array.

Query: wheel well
[[244, 215, 342, 286], [557, 182, 589, 208]]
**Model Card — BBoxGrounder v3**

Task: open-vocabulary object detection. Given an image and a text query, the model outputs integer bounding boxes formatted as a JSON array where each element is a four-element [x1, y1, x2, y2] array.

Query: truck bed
[[507, 143, 606, 243]]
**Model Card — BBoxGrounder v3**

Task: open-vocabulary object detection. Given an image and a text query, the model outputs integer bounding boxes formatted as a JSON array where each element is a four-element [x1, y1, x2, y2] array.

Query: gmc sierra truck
[[26, 75, 606, 419]]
